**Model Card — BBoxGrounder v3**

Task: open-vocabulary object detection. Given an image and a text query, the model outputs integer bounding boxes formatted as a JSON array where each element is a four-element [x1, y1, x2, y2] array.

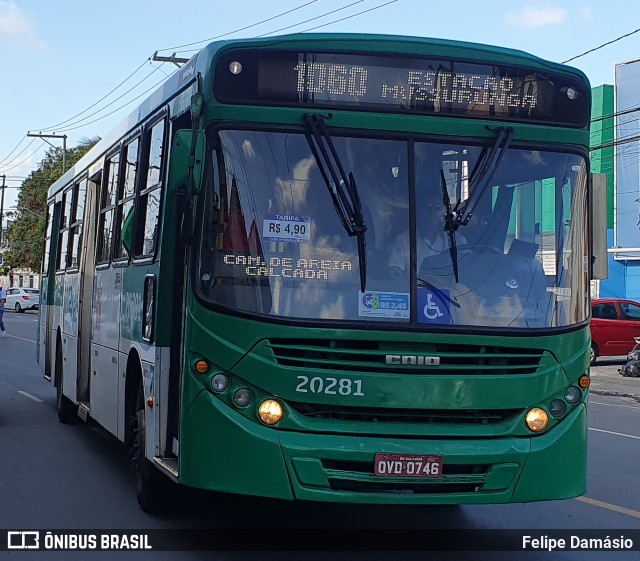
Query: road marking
[[589, 427, 640, 440], [576, 496, 640, 519], [590, 399, 640, 410], [1, 334, 36, 343], [17, 391, 44, 403]]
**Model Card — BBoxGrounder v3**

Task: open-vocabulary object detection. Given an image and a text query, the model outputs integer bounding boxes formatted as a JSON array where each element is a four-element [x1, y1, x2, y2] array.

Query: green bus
[[39, 33, 602, 512]]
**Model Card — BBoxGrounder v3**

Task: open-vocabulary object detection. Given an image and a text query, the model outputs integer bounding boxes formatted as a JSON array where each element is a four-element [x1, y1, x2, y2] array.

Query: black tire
[[55, 346, 77, 424], [15, 302, 21, 313], [129, 380, 170, 512], [589, 344, 598, 366]]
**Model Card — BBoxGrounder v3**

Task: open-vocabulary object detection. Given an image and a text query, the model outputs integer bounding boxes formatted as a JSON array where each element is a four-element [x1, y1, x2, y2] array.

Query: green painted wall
[[590, 84, 615, 227]]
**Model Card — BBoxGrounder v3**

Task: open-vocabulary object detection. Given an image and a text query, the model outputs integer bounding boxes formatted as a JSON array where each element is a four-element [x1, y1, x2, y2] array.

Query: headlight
[[526, 408, 549, 432], [210, 373, 229, 393], [564, 386, 582, 404], [258, 400, 284, 425], [233, 388, 253, 407], [549, 400, 567, 418]]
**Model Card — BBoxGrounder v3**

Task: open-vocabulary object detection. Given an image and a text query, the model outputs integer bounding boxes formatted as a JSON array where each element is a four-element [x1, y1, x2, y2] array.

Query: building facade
[[591, 74, 640, 300], [0, 225, 40, 290]]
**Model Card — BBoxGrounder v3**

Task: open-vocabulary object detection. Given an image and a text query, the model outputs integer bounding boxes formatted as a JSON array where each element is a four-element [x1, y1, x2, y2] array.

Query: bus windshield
[[196, 128, 588, 329]]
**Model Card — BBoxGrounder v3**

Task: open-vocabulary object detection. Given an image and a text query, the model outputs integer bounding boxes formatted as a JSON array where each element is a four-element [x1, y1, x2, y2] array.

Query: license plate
[[374, 453, 443, 478]]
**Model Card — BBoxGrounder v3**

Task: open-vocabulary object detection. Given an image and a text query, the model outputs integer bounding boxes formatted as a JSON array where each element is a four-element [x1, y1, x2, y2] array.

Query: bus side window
[[136, 118, 165, 257], [68, 177, 87, 269], [42, 202, 55, 275], [96, 150, 120, 264], [56, 186, 73, 271], [113, 137, 139, 260]]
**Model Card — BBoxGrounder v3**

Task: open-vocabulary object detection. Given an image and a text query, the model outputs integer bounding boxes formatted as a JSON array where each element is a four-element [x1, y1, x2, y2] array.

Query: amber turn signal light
[[195, 360, 209, 374]]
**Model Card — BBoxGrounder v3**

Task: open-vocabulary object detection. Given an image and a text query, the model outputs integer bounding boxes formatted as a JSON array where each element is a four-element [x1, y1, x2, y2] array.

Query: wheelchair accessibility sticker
[[417, 288, 452, 324]]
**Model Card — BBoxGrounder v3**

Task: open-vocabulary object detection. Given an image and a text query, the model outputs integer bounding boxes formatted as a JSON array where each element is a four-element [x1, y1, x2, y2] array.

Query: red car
[[590, 298, 640, 365]]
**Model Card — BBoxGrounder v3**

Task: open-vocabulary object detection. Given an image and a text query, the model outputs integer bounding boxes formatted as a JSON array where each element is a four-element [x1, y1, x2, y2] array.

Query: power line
[[257, 0, 367, 37], [2, 3, 323, 176], [590, 133, 640, 152], [2, 4, 327, 168], [51, 75, 168, 133], [33, 2, 372, 134], [563, 26, 640, 63], [591, 114, 640, 138], [45, 64, 164, 133], [0, 138, 38, 174], [158, 0, 320, 53], [0, 142, 46, 174], [176, 0, 392, 54], [38, 59, 152, 132], [41, 1, 399, 134], [296, 0, 400, 34], [0, 136, 27, 168], [591, 104, 640, 123], [6, 1, 630, 179], [591, 115, 640, 145]]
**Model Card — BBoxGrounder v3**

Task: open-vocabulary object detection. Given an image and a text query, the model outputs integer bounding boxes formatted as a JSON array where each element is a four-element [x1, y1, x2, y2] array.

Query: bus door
[[76, 168, 101, 404], [89, 149, 121, 436], [40, 201, 61, 378]]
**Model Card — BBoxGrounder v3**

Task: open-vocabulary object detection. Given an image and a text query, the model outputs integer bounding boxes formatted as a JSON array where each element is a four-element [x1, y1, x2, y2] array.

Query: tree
[[3, 137, 100, 273]]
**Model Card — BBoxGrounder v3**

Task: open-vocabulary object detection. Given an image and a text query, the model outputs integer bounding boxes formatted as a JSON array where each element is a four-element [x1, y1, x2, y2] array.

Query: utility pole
[[152, 51, 189, 67], [27, 132, 68, 172], [0, 174, 5, 246]]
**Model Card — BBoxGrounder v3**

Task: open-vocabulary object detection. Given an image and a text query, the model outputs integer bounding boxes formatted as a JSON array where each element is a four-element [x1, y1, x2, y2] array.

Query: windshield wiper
[[303, 113, 368, 292], [441, 126, 514, 282], [440, 169, 460, 282], [446, 126, 514, 232]]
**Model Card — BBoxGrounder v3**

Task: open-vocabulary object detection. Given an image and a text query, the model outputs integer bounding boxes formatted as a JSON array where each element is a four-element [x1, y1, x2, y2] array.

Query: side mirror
[[168, 129, 205, 194]]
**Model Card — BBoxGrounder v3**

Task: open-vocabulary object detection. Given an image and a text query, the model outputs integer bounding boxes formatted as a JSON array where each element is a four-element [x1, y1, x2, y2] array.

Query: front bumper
[[179, 392, 587, 504]]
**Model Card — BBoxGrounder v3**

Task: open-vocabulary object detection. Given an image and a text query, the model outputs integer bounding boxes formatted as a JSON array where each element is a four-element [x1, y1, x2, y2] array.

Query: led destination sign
[[291, 62, 537, 110], [214, 50, 589, 126]]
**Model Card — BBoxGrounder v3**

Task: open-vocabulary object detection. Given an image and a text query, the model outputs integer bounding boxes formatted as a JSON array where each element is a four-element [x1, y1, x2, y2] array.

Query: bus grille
[[323, 460, 488, 494], [267, 339, 545, 375], [290, 403, 522, 424]]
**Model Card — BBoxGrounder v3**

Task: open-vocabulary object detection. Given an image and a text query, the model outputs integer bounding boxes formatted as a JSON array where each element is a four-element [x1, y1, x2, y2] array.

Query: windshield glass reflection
[[195, 129, 588, 329]]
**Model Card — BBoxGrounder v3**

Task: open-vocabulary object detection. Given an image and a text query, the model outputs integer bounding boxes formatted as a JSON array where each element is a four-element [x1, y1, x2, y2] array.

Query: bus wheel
[[55, 346, 77, 424], [130, 380, 168, 512]]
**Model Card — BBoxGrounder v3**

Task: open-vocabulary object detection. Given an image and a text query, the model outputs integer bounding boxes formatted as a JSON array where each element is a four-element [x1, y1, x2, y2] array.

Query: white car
[[5, 287, 40, 312]]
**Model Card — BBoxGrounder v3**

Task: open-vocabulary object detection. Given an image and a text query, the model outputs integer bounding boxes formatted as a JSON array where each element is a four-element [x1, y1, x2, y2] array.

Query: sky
[[1, 0, 639, 212]]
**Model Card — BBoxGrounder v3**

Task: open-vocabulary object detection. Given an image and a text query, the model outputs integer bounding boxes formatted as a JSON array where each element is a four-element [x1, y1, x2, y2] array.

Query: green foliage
[[4, 138, 99, 272]]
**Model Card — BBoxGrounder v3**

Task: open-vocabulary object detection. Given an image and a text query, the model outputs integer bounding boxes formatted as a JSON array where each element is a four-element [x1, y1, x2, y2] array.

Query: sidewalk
[[589, 356, 640, 403]]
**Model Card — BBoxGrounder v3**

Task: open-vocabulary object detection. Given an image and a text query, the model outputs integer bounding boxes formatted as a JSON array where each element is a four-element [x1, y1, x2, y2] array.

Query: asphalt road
[[1, 310, 639, 560]]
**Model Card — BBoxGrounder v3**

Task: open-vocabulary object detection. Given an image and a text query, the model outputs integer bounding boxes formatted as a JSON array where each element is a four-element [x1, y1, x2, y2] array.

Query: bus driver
[[388, 203, 465, 277]]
